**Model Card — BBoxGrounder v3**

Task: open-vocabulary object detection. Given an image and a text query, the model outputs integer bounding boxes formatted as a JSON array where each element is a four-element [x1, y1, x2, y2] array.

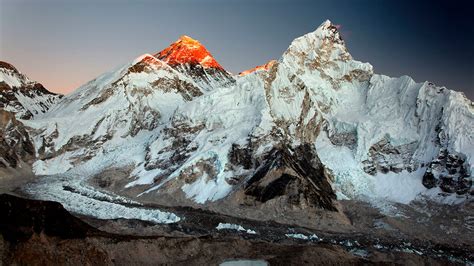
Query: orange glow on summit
[[239, 60, 277, 76], [155, 35, 224, 70]]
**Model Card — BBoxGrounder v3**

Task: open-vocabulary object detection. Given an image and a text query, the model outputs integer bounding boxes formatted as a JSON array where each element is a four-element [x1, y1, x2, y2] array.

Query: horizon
[[0, 0, 473, 100]]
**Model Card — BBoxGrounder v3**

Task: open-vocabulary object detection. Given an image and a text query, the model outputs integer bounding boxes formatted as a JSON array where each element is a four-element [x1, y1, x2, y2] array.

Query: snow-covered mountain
[[0, 61, 61, 119], [0, 61, 61, 168], [18, 20, 473, 211]]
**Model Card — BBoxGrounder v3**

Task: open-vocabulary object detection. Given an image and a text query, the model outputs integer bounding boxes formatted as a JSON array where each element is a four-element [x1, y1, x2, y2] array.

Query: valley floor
[[0, 173, 472, 265]]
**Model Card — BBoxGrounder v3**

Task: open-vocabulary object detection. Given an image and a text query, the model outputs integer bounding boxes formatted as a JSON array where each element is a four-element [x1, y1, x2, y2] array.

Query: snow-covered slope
[[28, 54, 204, 175], [26, 20, 473, 209], [0, 61, 61, 119]]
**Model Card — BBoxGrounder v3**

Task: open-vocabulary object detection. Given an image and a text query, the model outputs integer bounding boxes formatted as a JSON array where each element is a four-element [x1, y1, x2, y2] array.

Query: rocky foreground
[[0, 193, 472, 265]]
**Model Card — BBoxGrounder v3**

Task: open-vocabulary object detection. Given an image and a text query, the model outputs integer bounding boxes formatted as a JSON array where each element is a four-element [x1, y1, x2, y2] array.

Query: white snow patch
[[373, 168, 427, 204], [285, 233, 319, 240], [216, 223, 257, 234]]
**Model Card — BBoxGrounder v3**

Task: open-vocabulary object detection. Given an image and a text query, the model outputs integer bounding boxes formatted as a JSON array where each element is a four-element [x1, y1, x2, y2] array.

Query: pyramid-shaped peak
[[179, 35, 194, 40], [314, 19, 342, 41], [320, 19, 333, 27], [154, 35, 224, 70], [178, 35, 200, 43], [284, 19, 346, 57]]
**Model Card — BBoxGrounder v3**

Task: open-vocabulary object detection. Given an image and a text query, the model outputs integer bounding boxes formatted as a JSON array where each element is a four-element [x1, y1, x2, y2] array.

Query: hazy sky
[[1, 0, 473, 99]]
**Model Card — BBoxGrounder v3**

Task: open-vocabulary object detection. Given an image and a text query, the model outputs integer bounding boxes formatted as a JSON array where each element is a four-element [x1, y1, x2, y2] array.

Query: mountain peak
[[155, 35, 224, 70], [0, 61, 60, 119], [0, 61, 20, 73], [178, 35, 200, 45], [320, 19, 333, 28], [239, 60, 277, 76], [282, 19, 351, 70], [313, 19, 343, 43]]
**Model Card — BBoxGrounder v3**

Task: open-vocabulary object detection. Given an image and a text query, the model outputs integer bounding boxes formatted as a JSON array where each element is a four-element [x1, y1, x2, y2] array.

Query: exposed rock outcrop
[[363, 137, 419, 175], [0, 194, 98, 242], [0, 110, 34, 168], [423, 149, 472, 194], [245, 144, 337, 211]]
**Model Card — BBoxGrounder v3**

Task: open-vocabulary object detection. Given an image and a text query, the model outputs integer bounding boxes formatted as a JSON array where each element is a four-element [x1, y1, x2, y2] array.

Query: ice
[[285, 233, 309, 240], [24, 173, 180, 224], [216, 223, 257, 234], [372, 169, 427, 204]]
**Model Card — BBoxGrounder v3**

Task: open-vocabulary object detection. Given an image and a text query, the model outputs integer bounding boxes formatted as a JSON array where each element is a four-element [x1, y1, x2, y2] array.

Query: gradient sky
[[1, 0, 473, 99]]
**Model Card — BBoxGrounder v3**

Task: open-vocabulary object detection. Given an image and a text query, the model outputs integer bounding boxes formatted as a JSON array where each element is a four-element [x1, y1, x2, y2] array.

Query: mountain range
[[0, 20, 472, 221]]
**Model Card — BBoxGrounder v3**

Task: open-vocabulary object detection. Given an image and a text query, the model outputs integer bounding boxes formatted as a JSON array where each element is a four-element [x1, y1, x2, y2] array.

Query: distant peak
[[0, 61, 20, 73], [239, 60, 277, 76], [154, 35, 224, 70]]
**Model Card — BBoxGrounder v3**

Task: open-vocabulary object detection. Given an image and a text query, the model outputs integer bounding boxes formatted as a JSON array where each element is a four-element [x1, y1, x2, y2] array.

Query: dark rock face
[[229, 143, 253, 170], [422, 171, 437, 189], [327, 131, 357, 148], [0, 194, 97, 242], [0, 61, 19, 72], [362, 137, 418, 175], [422, 149, 472, 194], [244, 144, 337, 211], [0, 110, 34, 168], [164, 63, 235, 92], [151, 76, 203, 101]]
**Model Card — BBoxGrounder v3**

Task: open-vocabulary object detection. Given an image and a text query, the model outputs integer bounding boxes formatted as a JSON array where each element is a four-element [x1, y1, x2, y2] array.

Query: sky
[[0, 0, 473, 100]]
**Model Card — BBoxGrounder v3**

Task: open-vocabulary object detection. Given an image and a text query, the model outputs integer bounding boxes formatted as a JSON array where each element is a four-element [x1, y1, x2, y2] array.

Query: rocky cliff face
[[243, 145, 336, 210], [0, 110, 34, 168]]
